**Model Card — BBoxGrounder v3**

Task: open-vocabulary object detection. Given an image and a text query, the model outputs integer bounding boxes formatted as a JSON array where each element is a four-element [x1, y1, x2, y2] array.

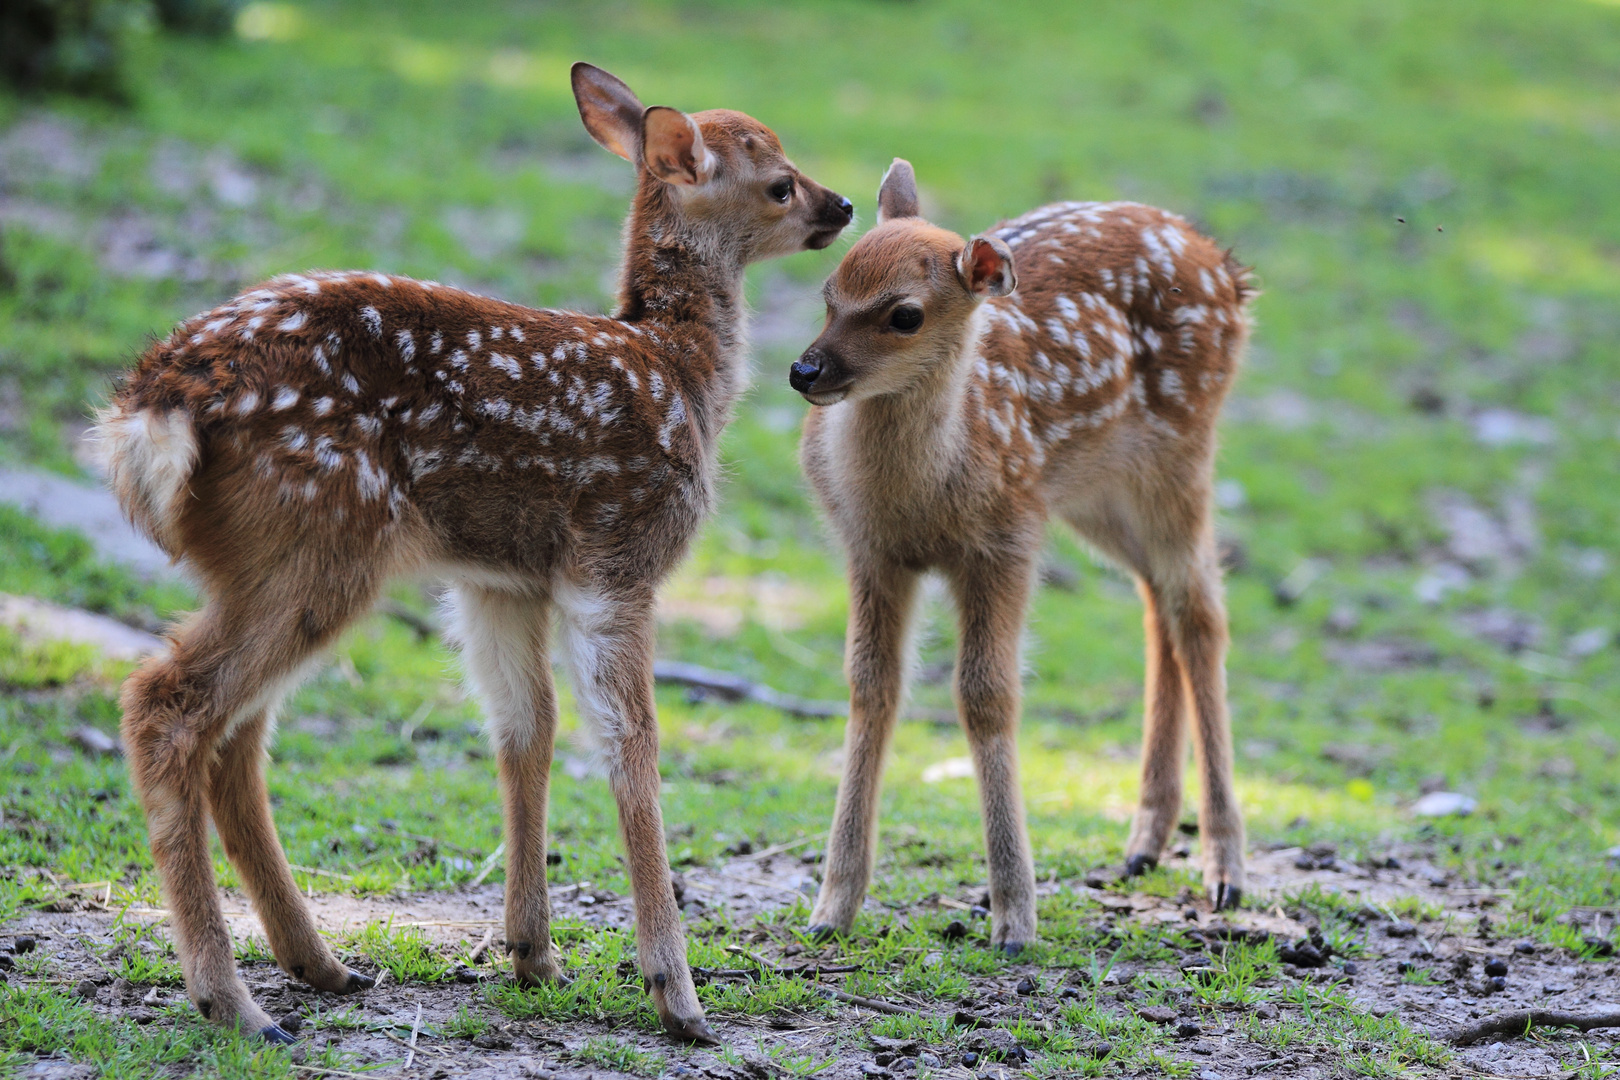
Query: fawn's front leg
[[451, 586, 566, 984], [948, 556, 1038, 953], [560, 584, 714, 1044], [808, 562, 919, 938]]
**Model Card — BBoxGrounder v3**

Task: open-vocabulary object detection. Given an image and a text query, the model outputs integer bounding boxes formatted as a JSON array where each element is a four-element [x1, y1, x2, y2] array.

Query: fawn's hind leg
[[449, 584, 564, 985], [208, 708, 373, 996], [558, 580, 714, 1044], [1157, 549, 1245, 909], [947, 555, 1039, 954], [1122, 580, 1190, 878], [123, 577, 377, 1039]]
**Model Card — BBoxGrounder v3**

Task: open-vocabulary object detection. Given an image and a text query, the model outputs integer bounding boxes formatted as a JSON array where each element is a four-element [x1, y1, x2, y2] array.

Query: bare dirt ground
[[6, 844, 1617, 1079]]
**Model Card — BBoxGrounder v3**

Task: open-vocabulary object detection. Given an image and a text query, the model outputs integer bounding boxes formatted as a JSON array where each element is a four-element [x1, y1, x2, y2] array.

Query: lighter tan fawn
[[93, 63, 852, 1044], [792, 161, 1253, 949]]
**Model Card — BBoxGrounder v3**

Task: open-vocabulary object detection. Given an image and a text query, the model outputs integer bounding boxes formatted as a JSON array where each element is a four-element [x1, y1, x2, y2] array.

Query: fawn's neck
[[614, 182, 749, 446], [850, 307, 989, 490]]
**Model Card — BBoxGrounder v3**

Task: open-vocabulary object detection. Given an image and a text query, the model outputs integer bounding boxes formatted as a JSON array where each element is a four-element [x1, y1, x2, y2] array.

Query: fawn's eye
[[767, 177, 794, 203], [889, 305, 924, 333]]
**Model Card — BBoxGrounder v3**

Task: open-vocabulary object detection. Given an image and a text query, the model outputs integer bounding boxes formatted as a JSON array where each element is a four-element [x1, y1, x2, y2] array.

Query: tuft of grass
[[573, 1035, 665, 1077]]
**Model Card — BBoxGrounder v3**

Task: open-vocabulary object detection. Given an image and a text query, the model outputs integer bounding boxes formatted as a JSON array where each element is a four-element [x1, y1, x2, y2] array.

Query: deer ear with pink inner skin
[[642, 106, 716, 186], [957, 235, 1017, 298], [572, 62, 647, 163]]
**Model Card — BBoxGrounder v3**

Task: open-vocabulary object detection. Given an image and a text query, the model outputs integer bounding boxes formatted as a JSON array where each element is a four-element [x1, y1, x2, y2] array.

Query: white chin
[[805, 388, 850, 406]]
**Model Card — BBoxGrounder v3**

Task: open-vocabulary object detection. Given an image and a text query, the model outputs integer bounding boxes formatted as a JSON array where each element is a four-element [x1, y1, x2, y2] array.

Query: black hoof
[[258, 1024, 297, 1045], [342, 969, 374, 993], [806, 923, 841, 942], [995, 941, 1026, 958], [663, 1014, 720, 1046], [1124, 854, 1158, 878], [508, 941, 534, 960], [1213, 883, 1243, 912]]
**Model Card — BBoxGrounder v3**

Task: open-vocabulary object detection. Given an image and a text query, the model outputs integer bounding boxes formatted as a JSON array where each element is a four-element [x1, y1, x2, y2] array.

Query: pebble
[[1387, 921, 1417, 938], [1412, 791, 1476, 817], [1483, 958, 1508, 977], [1176, 1022, 1203, 1039], [919, 1052, 942, 1069], [279, 1011, 304, 1034], [0, 955, 12, 971], [1486, 975, 1507, 994], [1015, 976, 1037, 995], [942, 920, 968, 941], [14, 936, 35, 954], [1513, 940, 1536, 955], [75, 978, 98, 1000], [960, 1052, 979, 1067]]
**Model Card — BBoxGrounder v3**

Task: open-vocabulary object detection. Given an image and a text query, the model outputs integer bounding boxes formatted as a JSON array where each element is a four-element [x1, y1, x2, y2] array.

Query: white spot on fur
[[359, 306, 383, 336], [271, 387, 300, 411], [278, 311, 307, 333], [397, 329, 416, 361]]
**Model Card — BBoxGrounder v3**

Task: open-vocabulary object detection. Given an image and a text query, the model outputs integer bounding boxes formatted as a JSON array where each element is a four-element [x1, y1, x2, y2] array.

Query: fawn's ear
[[876, 158, 919, 223], [642, 106, 715, 186], [956, 235, 1017, 298], [572, 62, 646, 162]]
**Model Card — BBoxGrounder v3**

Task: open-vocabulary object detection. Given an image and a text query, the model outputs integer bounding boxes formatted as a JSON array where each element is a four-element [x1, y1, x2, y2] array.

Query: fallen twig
[[467, 929, 495, 966], [470, 842, 505, 887], [404, 1003, 422, 1070], [1447, 1009, 1620, 1046], [652, 660, 846, 719], [729, 836, 816, 863]]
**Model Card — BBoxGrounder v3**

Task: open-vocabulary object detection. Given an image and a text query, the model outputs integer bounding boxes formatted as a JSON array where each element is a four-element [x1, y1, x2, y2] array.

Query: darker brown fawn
[[95, 63, 851, 1044], [792, 161, 1252, 949]]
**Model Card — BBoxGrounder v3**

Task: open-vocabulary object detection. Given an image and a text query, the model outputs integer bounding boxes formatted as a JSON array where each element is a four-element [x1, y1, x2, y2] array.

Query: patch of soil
[[6, 844, 1617, 1078]]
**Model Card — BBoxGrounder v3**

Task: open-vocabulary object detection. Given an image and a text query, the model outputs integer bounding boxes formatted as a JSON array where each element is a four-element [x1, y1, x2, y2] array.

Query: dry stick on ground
[[1447, 1009, 1620, 1046], [388, 599, 938, 724], [404, 1003, 423, 1071], [467, 928, 496, 966]]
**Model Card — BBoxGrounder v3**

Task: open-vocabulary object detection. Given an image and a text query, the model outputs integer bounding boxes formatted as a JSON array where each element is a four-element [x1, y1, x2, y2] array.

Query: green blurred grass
[[0, 0, 1617, 1068]]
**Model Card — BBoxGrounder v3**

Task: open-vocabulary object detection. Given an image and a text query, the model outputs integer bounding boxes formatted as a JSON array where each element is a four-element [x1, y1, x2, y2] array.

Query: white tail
[[95, 403, 200, 555]]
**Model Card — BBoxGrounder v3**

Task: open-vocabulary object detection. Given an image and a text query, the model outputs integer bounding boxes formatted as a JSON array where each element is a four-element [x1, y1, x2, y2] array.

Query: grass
[[2, 0, 1619, 1075]]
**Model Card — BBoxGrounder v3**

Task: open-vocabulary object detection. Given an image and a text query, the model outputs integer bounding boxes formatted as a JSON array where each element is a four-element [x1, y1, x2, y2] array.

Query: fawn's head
[[790, 160, 1014, 405], [572, 63, 853, 263]]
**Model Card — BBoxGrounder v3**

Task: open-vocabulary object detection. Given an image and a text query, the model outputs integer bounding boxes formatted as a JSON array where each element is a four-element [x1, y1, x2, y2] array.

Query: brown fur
[[794, 161, 1253, 948], [95, 64, 851, 1045]]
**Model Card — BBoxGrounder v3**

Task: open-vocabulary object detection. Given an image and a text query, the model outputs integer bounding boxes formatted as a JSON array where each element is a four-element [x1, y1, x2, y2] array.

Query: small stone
[[1387, 921, 1417, 938], [960, 1052, 979, 1068], [1342, 961, 1359, 975], [1138, 1005, 1178, 1024], [1513, 940, 1536, 955], [1015, 975, 1037, 996], [942, 920, 969, 941], [1583, 936, 1616, 957], [1483, 958, 1508, 977], [874, 1052, 894, 1067], [1176, 1021, 1202, 1039], [129, 1007, 158, 1024], [1396, 961, 1415, 975], [0, 955, 11, 971], [919, 1053, 942, 1069], [1543, 983, 1573, 994], [279, 1011, 304, 1034], [14, 937, 35, 954], [1412, 791, 1476, 817], [1254, 1002, 1278, 1020], [471, 1033, 513, 1050], [1486, 975, 1507, 994], [454, 967, 481, 984], [1184, 907, 1199, 922], [75, 978, 98, 1000], [1089, 1041, 1114, 1059]]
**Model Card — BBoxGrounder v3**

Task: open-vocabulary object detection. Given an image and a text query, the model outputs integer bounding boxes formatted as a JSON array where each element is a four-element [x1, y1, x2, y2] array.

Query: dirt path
[[6, 845, 1616, 1078]]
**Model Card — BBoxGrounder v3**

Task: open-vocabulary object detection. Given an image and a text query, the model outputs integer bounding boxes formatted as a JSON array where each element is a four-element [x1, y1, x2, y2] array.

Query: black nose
[[836, 196, 853, 220], [789, 355, 821, 393]]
